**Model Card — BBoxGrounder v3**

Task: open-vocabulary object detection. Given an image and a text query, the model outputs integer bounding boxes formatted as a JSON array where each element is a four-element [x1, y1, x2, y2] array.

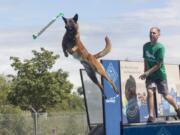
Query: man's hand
[[139, 72, 149, 80]]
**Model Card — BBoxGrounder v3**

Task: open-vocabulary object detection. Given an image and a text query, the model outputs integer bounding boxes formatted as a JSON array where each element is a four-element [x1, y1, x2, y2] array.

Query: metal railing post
[[31, 107, 38, 135]]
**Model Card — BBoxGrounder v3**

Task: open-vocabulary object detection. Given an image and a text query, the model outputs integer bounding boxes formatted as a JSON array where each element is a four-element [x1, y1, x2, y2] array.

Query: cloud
[[117, 0, 180, 28]]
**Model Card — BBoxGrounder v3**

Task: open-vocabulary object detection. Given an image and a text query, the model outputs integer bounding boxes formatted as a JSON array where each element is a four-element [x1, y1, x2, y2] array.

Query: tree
[[7, 48, 73, 112]]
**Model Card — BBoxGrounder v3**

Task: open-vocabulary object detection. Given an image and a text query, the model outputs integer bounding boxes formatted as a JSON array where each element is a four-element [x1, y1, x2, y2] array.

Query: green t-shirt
[[143, 42, 166, 80]]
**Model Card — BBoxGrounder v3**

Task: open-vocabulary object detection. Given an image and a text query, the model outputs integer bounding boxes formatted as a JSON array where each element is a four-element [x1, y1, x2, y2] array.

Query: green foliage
[[0, 105, 22, 114], [63, 113, 84, 135], [77, 86, 83, 96], [0, 75, 11, 105], [36, 112, 87, 135], [0, 113, 33, 135], [0, 75, 22, 113], [8, 48, 73, 112], [49, 92, 85, 112]]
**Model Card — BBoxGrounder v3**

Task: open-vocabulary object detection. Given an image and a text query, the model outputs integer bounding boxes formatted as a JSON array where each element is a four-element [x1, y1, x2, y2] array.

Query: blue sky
[[1, 0, 180, 89]]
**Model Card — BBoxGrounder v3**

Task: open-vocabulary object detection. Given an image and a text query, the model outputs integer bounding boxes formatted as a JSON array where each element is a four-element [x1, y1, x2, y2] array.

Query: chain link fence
[[0, 112, 88, 135]]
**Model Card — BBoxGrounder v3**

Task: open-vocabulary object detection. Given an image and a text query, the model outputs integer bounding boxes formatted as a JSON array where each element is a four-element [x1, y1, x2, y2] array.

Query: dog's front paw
[[67, 48, 74, 54], [64, 52, 68, 57]]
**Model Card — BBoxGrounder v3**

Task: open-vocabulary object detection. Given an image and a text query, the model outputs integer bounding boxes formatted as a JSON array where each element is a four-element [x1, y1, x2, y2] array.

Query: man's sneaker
[[175, 108, 180, 119], [147, 116, 155, 123]]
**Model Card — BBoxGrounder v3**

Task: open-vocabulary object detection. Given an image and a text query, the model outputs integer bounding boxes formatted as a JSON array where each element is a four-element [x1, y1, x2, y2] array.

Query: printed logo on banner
[[105, 95, 119, 103], [127, 106, 139, 118], [126, 98, 140, 123], [106, 98, 116, 103], [106, 63, 118, 83], [156, 127, 171, 135]]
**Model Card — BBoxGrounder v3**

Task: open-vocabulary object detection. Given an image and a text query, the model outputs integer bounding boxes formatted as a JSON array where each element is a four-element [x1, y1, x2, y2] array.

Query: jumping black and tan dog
[[62, 14, 119, 98]]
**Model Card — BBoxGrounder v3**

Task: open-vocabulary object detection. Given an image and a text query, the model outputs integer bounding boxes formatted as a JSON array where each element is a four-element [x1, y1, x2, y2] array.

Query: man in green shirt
[[139, 27, 180, 122]]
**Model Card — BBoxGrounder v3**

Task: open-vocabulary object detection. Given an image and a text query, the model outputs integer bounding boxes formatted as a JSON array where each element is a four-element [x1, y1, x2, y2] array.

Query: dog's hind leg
[[80, 61, 107, 98], [102, 73, 119, 95], [91, 60, 119, 95]]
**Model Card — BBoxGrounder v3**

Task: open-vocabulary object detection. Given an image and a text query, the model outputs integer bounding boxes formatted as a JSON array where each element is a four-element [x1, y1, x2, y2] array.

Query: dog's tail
[[93, 36, 112, 59]]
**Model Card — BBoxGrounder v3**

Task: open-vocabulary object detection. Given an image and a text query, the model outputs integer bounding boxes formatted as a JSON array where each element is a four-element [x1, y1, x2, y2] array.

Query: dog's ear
[[73, 14, 78, 22], [62, 16, 67, 24]]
